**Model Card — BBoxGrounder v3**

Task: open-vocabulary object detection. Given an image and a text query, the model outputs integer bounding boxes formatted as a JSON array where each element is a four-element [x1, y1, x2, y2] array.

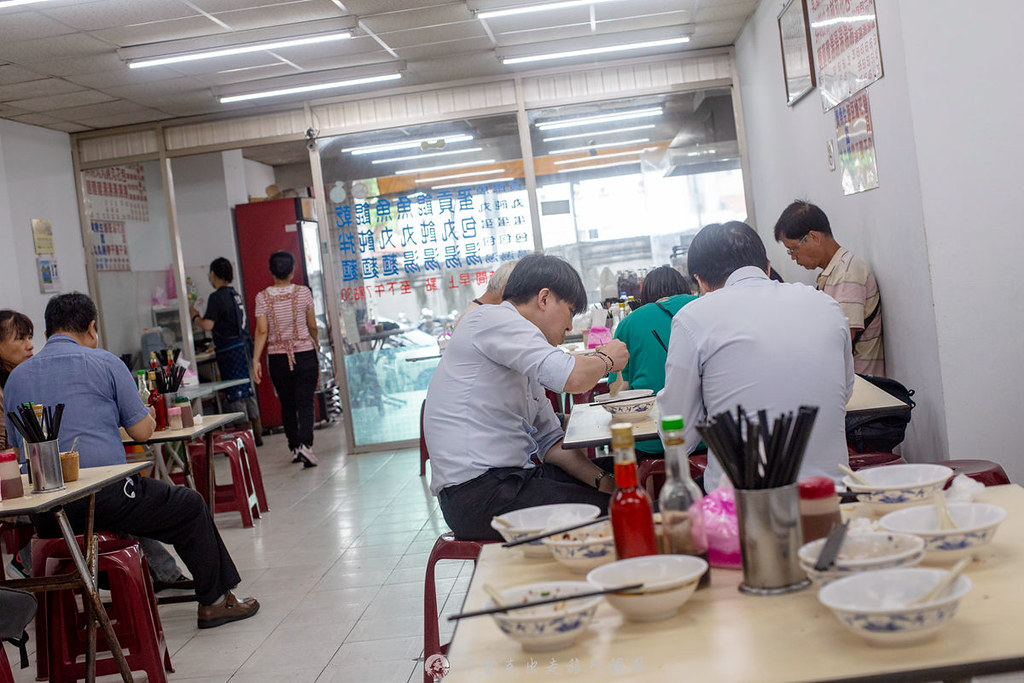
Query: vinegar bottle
[[609, 423, 658, 559], [659, 415, 711, 588]]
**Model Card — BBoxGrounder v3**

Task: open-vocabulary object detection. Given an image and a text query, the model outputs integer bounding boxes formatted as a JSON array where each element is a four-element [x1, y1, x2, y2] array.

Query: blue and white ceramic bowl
[[799, 532, 925, 585], [601, 396, 656, 423], [541, 521, 616, 574], [491, 504, 601, 558], [489, 581, 602, 652], [879, 502, 1007, 563], [818, 567, 972, 646], [842, 464, 953, 512], [587, 555, 707, 622]]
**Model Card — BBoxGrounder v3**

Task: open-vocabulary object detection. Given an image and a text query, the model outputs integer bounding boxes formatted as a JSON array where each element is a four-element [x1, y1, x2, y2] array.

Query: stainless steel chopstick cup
[[734, 483, 809, 595], [25, 439, 65, 493]]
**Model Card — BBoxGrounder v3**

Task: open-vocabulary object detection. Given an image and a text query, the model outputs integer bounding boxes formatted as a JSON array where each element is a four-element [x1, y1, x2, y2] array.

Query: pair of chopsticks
[[695, 404, 819, 490], [501, 516, 610, 548], [6, 402, 65, 443], [448, 582, 644, 621]]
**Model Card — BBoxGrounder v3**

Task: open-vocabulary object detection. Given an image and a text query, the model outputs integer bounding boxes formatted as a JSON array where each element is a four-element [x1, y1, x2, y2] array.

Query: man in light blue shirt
[[659, 222, 854, 489], [424, 254, 629, 540]]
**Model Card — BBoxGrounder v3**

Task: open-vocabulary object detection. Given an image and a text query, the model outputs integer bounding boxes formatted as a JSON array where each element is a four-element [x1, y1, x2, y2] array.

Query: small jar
[[798, 476, 842, 543], [0, 449, 25, 501], [167, 407, 183, 431]]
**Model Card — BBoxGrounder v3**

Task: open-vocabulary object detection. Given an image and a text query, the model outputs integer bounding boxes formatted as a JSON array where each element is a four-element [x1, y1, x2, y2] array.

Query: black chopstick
[[501, 515, 610, 547], [651, 329, 668, 351], [447, 583, 644, 621], [813, 520, 850, 571]]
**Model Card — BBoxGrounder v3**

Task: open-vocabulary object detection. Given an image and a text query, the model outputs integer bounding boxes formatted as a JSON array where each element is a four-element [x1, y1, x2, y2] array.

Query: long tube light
[[502, 36, 688, 65], [0, 0, 55, 7], [549, 138, 649, 155], [432, 177, 514, 190], [371, 147, 483, 165], [417, 169, 505, 184], [477, 0, 624, 20], [536, 107, 662, 130], [542, 124, 655, 143], [219, 73, 400, 104], [343, 134, 474, 155], [130, 32, 351, 69], [399, 159, 496, 175]]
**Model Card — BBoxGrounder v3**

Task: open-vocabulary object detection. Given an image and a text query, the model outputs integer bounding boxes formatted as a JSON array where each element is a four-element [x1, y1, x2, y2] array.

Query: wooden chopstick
[[447, 583, 644, 621]]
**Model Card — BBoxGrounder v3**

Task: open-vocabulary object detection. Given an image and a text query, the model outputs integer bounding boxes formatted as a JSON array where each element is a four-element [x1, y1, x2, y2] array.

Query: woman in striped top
[[252, 251, 320, 467]]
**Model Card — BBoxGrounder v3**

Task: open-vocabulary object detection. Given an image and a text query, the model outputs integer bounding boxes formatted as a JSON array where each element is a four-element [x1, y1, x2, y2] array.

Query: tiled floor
[[8, 421, 469, 683]]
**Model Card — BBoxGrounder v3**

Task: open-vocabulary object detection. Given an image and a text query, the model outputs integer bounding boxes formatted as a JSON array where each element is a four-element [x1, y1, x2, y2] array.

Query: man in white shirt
[[659, 222, 854, 489], [424, 254, 629, 540], [453, 259, 516, 329]]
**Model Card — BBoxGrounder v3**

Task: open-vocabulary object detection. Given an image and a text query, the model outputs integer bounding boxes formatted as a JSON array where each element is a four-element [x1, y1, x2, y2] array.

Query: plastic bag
[[702, 487, 741, 569], [587, 326, 611, 349]]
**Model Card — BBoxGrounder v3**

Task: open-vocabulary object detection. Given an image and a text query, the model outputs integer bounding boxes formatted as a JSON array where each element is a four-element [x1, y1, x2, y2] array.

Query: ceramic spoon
[[908, 557, 971, 605], [934, 491, 958, 530], [839, 464, 870, 486]]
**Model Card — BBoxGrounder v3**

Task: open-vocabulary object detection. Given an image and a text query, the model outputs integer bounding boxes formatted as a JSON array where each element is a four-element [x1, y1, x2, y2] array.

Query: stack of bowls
[[841, 464, 953, 513], [488, 581, 602, 652], [798, 532, 925, 585], [880, 502, 1007, 563], [587, 555, 707, 622], [490, 504, 601, 558], [541, 520, 616, 573]]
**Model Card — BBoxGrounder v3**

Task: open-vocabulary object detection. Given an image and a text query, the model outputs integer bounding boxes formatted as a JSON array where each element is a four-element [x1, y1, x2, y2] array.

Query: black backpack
[[846, 374, 916, 454], [0, 586, 37, 669]]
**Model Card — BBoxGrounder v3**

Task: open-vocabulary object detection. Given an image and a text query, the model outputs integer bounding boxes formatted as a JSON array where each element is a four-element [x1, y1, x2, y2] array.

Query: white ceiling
[[0, 0, 757, 135]]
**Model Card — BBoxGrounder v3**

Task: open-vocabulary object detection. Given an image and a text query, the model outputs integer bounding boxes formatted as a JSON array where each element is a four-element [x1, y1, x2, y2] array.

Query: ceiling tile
[[342, 0, 449, 12], [361, 4, 475, 34], [211, 2, 344, 31], [0, 64, 50, 86], [0, 33, 113, 63], [91, 16, 227, 48], [46, 99, 156, 120], [47, 120, 94, 132], [101, 77, 214, 100], [64, 66, 191, 90], [496, 14, 691, 47], [0, 78, 86, 103], [38, 0, 198, 31], [0, 102, 30, 117], [188, 0, 318, 11], [8, 89, 116, 113], [0, 11, 79, 43], [19, 53, 127, 78], [394, 39, 494, 62], [696, 3, 757, 23], [9, 112, 68, 127], [375, 22, 487, 50], [74, 109, 170, 127]]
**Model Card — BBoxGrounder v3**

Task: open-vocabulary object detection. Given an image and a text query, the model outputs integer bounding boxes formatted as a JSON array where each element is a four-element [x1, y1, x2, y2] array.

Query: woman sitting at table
[[0, 310, 34, 451], [608, 267, 696, 457]]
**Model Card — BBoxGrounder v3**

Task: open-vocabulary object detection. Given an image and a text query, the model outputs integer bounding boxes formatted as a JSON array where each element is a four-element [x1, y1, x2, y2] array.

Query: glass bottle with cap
[[798, 476, 842, 543], [609, 423, 658, 559], [659, 414, 710, 587]]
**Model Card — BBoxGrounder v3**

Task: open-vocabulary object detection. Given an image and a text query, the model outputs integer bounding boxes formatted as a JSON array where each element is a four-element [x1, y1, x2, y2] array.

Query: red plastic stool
[[849, 452, 907, 470], [936, 459, 1011, 488], [637, 456, 707, 499], [188, 439, 261, 528], [216, 429, 268, 513], [423, 533, 494, 683], [0, 644, 13, 683], [44, 538, 173, 683]]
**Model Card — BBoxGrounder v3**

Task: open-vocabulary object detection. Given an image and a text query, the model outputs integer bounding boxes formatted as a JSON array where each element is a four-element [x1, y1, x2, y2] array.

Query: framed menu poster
[[778, 0, 816, 105], [808, 0, 884, 111]]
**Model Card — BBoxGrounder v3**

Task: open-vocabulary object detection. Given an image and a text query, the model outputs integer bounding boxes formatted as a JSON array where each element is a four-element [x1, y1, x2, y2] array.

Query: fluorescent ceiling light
[[418, 169, 505, 184], [129, 33, 351, 69], [477, 0, 623, 20], [554, 147, 656, 165], [219, 73, 400, 103], [399, 159, 496, 175], [502, 36, 688, 65], [536, 107, 662, 130], [556, 159, 641, 173], [0, 0, 55, 7], [542, 124, 655, 143], [550, 137, 649, 155], [371, 147, 483, 165], [432, 177, 514, 190], [344, 134, 473, 155]]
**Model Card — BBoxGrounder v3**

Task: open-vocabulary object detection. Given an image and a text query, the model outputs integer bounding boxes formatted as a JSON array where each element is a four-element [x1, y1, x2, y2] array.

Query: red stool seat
[[637, 456, 707, 499], [44, 538, 173, 683], [937, 459, 1011, 488], [849, 452, 907, 470], [0, 644, 13, 683], [188, 439, 261, 527], [216, 429, 268, 513]]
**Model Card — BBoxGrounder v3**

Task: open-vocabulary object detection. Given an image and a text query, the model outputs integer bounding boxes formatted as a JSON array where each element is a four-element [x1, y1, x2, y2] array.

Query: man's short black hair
[[773, 200, 833, 241], [45, 292, 97, 338], [210, 257, 234, 283], [269, 251, 295, 279], [687, 221, 769, 290], [502, 253, 588, 316], [639, 266, 690, 305]]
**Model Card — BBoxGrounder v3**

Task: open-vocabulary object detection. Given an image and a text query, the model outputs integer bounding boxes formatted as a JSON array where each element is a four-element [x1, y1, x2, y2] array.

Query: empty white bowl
[[489, 581, 602, 652], [587, 554, 707, 622], [842, 464, 953, 512], [798, 532, 925, 584], [491, 504, 601, 558], [595, 389, 653, 403], [879, 502, 1007, 563], [818, 567, 972, 646], [601, 396, 656, 423], [541, 521, 616, 574]]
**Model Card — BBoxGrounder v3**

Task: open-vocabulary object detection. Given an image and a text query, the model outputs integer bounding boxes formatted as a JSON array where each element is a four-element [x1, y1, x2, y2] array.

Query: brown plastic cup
[[60, 450, 80, 483]]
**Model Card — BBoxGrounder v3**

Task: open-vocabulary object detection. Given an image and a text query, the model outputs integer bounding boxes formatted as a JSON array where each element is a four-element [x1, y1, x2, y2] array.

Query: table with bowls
[[443, 484, 1024, 682]]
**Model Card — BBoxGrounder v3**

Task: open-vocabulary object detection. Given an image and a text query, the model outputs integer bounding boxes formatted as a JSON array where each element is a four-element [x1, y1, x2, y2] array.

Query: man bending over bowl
[[424, 254, 629, 540]]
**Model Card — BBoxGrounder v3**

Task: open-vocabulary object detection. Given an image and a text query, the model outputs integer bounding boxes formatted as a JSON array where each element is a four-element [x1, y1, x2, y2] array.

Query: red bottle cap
[[798, 476, 836, 500], [0, 450, 18, 463]]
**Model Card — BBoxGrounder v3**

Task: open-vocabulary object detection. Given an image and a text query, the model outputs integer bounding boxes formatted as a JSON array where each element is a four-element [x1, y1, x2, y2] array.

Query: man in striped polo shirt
[[774, 200, 885, 376]]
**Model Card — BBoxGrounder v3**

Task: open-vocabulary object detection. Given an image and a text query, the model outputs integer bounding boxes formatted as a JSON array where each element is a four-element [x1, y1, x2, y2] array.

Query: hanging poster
[[82, 164, 149, 222], [30, 218, 54, 255], [36, 256, 61, 293], [90, 220, 132, 271], [808, 0, 883, 111], [834, 91, 878, 195], [778, 0, 816, 105]]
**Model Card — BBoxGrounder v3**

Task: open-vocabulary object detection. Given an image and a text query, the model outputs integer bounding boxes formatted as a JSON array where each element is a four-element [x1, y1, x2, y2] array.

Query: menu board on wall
[[90, 220, 131, 271], [834, 91, 878, 195], [83, 164, 149, 222], [808, 0, 883, 111]]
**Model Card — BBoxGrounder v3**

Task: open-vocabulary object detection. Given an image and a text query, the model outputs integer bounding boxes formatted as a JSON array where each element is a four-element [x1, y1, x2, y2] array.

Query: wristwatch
[[594, 471, 612, 489]]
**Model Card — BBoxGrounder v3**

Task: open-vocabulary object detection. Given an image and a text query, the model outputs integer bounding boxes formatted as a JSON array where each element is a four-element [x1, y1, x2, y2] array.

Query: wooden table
[[445, 484, 1024, 682], [562, 375, 908, 450], [122, 412, 246, 515], [0, 462, 150, 683]]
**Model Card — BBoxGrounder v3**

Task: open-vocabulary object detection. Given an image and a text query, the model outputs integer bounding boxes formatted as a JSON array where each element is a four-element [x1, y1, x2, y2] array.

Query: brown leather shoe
[[197, 591, 260, 629]]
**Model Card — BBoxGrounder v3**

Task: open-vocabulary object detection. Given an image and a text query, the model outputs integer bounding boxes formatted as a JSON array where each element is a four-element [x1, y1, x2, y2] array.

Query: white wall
[[243, 158, 276, 200], [734, 1, 949, 464], [0, 119, 89, 350]]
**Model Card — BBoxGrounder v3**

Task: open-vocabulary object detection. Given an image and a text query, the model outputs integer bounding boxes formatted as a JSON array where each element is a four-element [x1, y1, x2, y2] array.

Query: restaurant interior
[[1, 0, 1023, 681]]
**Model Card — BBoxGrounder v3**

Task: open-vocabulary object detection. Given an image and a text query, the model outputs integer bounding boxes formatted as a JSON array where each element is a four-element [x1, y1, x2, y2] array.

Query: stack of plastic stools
[[216, 429, 268, 513], [43, 538, 173, 683], [188, 438, 261, 527]]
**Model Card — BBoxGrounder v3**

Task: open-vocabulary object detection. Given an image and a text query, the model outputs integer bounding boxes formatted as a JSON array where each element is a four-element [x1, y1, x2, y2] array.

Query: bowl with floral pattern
[[491, 504, 601, 558], [842, 464, 953, 512], [818, 567, 972, 646], [600, 396, 656, 423], [488, 581, 602, 652], [798, 532, 925, 585], [541, 521, 616, 573], [879, 502, 1007, 563]]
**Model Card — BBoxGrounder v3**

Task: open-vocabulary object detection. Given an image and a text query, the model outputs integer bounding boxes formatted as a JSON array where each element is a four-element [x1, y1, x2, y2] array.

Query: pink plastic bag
[[702, 487, 741, 569], [587, 325, 611, 349]]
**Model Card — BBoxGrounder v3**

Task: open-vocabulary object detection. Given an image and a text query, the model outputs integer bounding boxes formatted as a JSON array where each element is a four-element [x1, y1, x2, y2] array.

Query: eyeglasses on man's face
[[785, 234, 809, 256]]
